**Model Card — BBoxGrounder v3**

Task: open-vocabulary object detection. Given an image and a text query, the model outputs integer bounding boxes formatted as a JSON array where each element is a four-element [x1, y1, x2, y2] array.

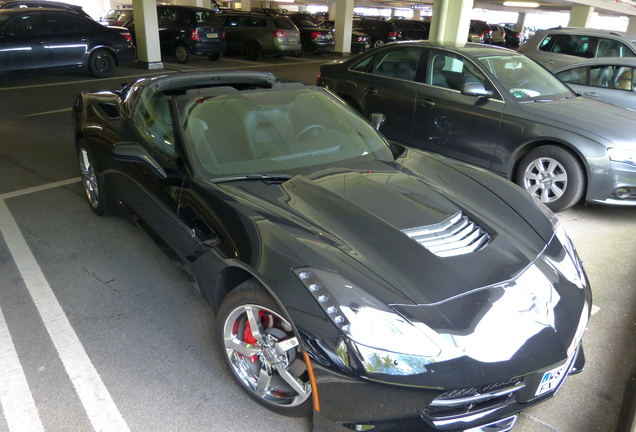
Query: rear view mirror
[[371, 112, 386, 130], [461, 82, 494, 98]]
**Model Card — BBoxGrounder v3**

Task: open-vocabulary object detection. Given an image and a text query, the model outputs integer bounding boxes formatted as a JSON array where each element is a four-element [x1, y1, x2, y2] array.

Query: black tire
[[88, 49, 115, 78], [174, 43, 192, 64], [217, 279, 312, 417], [290, 46, 303, 57], [515, 145, 585, 212], [244, 41, 263, 61], [207, 52, 222, 61], [78, 143, 109, 216]]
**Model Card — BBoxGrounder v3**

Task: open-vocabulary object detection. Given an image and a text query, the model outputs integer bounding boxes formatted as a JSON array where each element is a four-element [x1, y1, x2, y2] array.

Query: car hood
[[215, 150, 553, 307], [516, 96, 636, 145]]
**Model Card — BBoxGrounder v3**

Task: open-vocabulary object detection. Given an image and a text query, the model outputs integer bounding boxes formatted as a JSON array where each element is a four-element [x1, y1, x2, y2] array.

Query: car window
[[246, 17, 267, 28], [584, 65, 636, 90], [157, 8, 177, 25], [2, 11, 47, 35], [425, 49, 490, 92], [274, 17, 295, 30], [540, 34, 594, 58], [130, 87, 175, 158], [370, 47, 422, 81], [555, 66, 587, 84], [351, 54, 375, 72], [195, 10, 219, 26], [222, 15, 246, 27], [595, 37, 635, 58], [47, 13, 90, 34], [477, 53, 573, 100]]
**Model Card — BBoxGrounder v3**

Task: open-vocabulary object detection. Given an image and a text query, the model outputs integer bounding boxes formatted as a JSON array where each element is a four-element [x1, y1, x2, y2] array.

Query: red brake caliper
[[243, 310, 275, 363]]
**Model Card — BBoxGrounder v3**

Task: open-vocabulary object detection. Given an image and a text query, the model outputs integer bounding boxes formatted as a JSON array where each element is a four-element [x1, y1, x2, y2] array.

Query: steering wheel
[[295, 125, 326, 142], [510, 88, 532, 98]]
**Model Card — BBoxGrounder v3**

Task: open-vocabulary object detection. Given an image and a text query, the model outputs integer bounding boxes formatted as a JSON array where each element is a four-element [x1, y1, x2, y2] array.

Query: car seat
[[431, 55, 449, 88]]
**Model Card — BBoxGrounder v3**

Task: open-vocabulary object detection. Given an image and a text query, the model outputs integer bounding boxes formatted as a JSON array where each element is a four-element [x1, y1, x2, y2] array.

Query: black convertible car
[[73, 71, 591, 432]]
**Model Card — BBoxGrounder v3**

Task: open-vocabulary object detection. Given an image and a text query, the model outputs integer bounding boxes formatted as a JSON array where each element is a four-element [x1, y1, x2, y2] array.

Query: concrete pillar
[[132, 0, 163, 69], [568, 4, 594, 28], [429, 0, 473, 47], [628, 16, 636, 33], [390, 8, 396, 19], [333, 0, 354, 56], [328, 2, 337, 21], [515, 12, 526, 33], [412, 8, 421, 20]]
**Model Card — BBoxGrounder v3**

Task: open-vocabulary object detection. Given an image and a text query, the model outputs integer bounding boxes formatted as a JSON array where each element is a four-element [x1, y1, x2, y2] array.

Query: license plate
[[326, 34, 333, 39], [206, 33, 218, 39], [288, 37, 298, 43], [365, 44, 370, 48], [535, 354, 575, 397]]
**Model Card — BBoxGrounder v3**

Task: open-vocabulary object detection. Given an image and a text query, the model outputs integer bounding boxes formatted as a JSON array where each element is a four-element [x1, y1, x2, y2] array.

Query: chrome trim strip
[[430, 383, 525, 407]]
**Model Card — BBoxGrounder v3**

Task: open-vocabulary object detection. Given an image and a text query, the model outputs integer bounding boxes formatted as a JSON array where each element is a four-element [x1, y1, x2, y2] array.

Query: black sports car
[[73, 71, 591, 432]]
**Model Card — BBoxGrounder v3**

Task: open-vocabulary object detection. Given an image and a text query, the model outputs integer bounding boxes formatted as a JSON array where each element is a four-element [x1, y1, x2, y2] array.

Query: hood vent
[[402, 211, 491, 257]]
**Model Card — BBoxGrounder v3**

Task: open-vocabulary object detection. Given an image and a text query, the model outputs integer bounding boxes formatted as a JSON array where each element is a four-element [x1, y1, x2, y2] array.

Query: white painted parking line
[[0, 307, 45, 432], [0, 178, 81, 200], [0, 198, 130, 432], [20, 108, 73, 118]]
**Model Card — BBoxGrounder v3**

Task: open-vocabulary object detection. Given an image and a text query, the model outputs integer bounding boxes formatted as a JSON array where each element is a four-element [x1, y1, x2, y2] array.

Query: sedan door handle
[[36, 40, 46, 45], [546, 60, 554, 65], [583, 92, 599, 97], [364, 87, 377, 95], [421, 99, 436, 106]]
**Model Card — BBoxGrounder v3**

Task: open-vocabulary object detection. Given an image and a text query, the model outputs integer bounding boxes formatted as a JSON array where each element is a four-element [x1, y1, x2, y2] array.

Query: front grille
[[401, 211, 491, 257], [424, 378, 524, 420]]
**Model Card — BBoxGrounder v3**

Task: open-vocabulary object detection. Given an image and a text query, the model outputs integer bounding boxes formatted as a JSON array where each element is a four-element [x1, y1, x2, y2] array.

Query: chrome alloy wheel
[[222, 304, 311, 408], [521, 156, 568, 204], [79, 147, 99, 209]]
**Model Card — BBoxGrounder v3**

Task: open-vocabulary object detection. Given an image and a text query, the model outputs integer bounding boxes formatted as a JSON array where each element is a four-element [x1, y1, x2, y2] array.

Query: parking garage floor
[[0, 54, 634, 432]]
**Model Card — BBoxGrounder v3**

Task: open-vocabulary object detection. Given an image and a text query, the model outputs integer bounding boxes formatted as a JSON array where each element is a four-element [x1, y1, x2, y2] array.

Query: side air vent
[[401, 211, 491, 257]]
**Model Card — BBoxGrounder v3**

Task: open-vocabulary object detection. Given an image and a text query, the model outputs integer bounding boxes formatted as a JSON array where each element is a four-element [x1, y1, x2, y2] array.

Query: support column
[[132, 0, 163, 69], [333, 0, 354, 56], [429, 0, 474, 47], [628, 16, 636, 33], [514, 12, 526, 33], [412, 8, 421, 20], [568, 4, 594, 28]]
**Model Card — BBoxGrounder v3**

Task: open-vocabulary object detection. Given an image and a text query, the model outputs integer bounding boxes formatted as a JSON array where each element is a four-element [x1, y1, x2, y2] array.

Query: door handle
[[421, 99, 436, 106], [583, 92, 599, 97], [80, 37, 87, 42], [364, 87, 377, 95], [546, 60, 554, 65], [37, 40, 46, 45]]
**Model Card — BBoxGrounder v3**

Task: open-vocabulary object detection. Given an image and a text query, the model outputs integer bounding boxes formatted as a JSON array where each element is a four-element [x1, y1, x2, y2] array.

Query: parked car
[[518, 27, 636, 69], [219, 12, 301, 60], [390, 19, 430, 41], [468, 21, 483, 43], [250, 7, 287, 15], [123, 5, 226, 63], [0, 0, 92, 19], [286, 13, 334, 55], [490, 24, 506, 45], [74, 70, 590, 432], [99, 7, 134, 26], [471, 20, 492, 44], [0, 8, 135, 77], [318, 20, 370, 53], [553, 57, 636, 110], [319, 41, 636, 211], [503, 25, 521, 48], [353, 18, 400, 48]]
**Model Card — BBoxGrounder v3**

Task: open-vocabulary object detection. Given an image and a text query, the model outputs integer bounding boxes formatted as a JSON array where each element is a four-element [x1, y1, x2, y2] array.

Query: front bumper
[[587, 160, 636, 206], [310, 344, 585, 432]]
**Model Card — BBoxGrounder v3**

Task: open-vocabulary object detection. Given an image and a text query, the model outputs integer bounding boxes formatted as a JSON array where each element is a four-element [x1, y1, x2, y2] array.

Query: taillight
[[389, 31, 398, 38], [316, 72, 322, 86], [191, 29, 200, 41], [123, 33, 133, 43], [311, 31, 322, 39], [273, 30, 287, 38], [223, 30, 226, 39], [357, 36, 365, 42]]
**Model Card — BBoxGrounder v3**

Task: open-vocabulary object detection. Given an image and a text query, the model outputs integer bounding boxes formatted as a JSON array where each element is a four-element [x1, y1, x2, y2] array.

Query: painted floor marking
[[0, 191, 130, 432], [0, 178, 81, 201], [0, 307, 45, 432]]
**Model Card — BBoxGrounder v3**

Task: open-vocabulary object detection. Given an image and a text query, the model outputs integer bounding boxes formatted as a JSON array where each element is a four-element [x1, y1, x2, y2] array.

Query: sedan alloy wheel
[[78, 145, 108, 216]]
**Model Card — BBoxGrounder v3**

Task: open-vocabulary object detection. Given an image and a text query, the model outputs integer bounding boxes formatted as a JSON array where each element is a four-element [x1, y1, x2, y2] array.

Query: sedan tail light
[[311, 31, 322, 39], [389, 31, 399, 38], [191, 29, 200, 41], [273, 30, 288, 38], [121, 32, 133, 43]]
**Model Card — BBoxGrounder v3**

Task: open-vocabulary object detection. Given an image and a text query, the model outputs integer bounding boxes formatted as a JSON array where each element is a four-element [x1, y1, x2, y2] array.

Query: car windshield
[[476, 54, 575, 101], [175, 87, 395, 179]]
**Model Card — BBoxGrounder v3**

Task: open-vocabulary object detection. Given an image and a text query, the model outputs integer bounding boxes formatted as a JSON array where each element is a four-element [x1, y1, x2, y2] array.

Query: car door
[[220, 15, 248, 52], [0, 11, 51, 72], [411, 48, 504, 168], [534, 33, 596, 69], [46, 12, 91, 67], [352, 45, 423, 144]]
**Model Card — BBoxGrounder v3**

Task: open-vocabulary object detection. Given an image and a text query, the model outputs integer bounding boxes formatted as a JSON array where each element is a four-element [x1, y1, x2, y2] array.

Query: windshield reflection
[[477, 54, 575, 101]]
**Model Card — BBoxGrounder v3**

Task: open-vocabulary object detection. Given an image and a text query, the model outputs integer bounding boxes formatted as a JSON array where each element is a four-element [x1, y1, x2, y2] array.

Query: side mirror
[[371, 112, 386, 131], [112, 142, 167, 178], [461, 82, 494, 98]]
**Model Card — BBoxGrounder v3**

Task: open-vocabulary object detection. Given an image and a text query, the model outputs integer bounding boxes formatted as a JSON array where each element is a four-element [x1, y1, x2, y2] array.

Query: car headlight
[[294, 268, 441, 358], [608, 147, 636, 166]]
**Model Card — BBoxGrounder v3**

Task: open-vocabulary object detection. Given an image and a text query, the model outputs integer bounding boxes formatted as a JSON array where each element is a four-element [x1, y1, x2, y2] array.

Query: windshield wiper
[[210, 174, 293, 184]]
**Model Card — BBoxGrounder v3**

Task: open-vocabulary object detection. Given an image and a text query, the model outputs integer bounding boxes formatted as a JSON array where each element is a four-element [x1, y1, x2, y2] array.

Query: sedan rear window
[[273, 17, 296, 30]]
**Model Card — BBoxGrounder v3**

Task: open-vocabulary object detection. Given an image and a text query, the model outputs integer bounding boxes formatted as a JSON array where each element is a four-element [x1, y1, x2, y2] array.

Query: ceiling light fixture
[[503, 1, 540, 7]]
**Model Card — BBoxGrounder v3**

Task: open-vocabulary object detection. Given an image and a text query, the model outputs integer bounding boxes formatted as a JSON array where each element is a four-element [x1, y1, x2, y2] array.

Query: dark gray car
[[318, 41, 636, 212]]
